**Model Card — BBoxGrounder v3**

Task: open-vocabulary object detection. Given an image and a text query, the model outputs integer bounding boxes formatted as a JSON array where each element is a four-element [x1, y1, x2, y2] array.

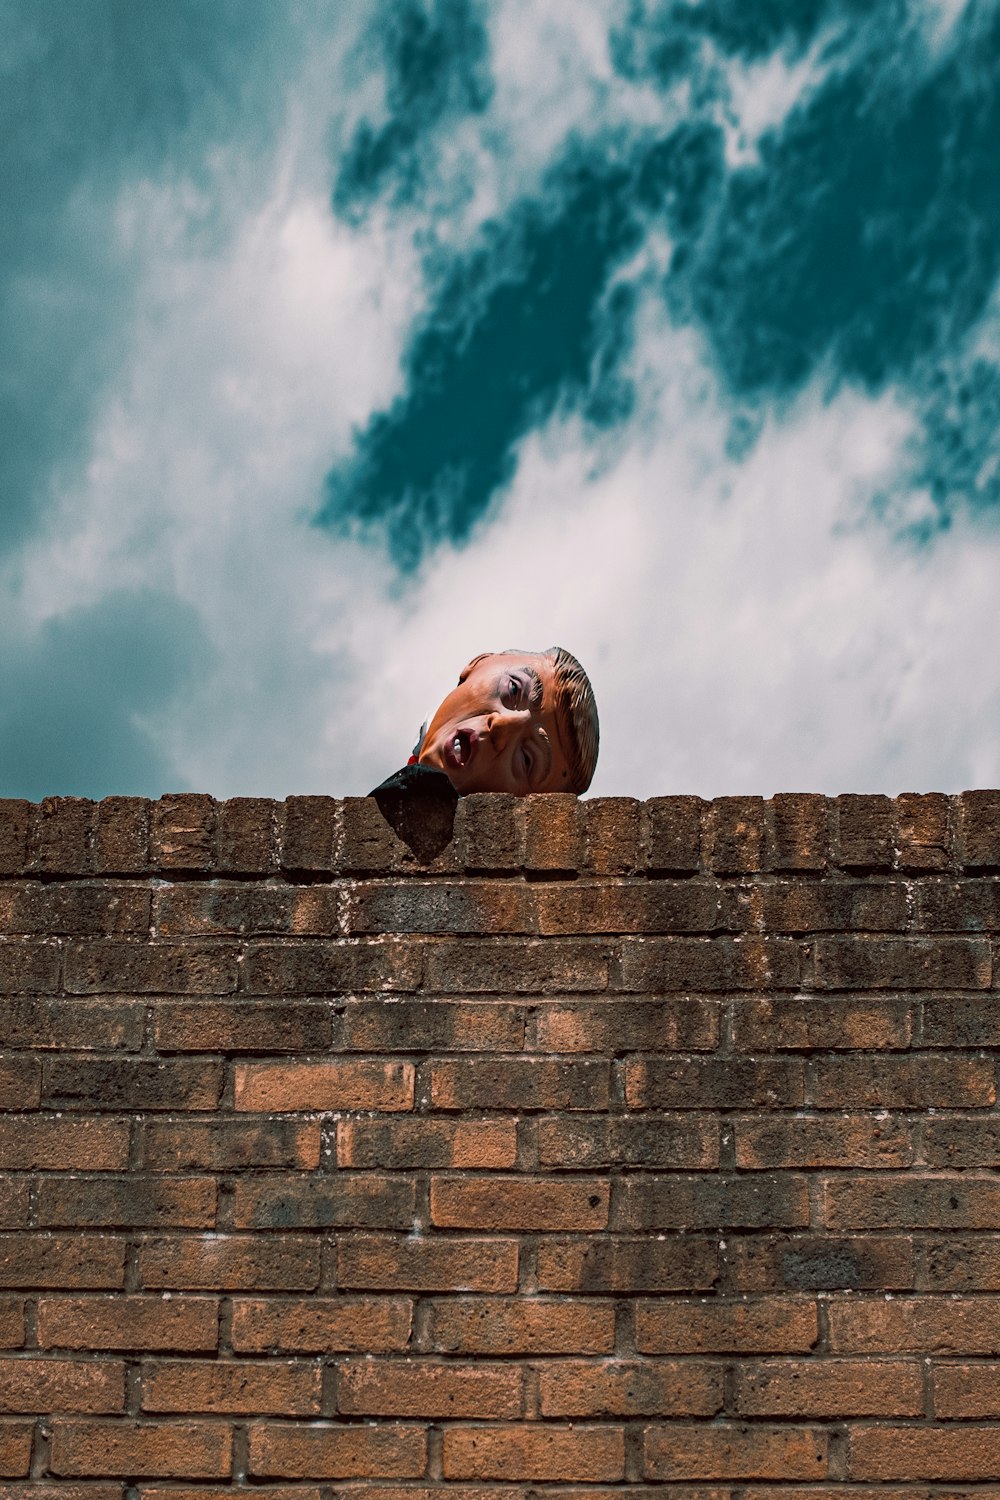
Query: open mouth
[[444, 727, 474, 770]]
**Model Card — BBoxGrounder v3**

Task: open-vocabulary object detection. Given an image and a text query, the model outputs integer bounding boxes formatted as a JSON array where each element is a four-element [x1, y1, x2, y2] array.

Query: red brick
[[95, 796, 149, 875], [533, 998, 718, 1052], [644, 1423, 828, 1481], [732, 994, 910, 1050], [142, 1118, 320, 1172], [153, 1001, 331, 1053], [0, 1357, 125, 1413], [154, 883, 341, 940], [231, 1297, 411, 1354], [339, 797, 417, 875], [38, 1297, 218, 1352], [766, 793, 829, 871], [139, 1235, 319, 1292], [538, 1115, 718, 1169], [342, 999, 523, 1051], [626, 1056, 803, 1109], [0, 802, 31, 876], [243, 940, 422, 995], [0, 1000, 141, 1052], [0, 1300, 24, 1348], [809, 1053, 995, 1108], [3, 1487, 124, 1500], [636, 1296, 818, 1353], [336, 1235, 517, 1294], [934, 1361, 1000, 1417], [424, 938, 607, 993], [925, 1099, 1000, 1157], [0, 1059, 40, 1109], [151, 795, 216, 872], [919, 1234, 1000, 1290], [737, 1358, 922, 1417], [735, 1115, 913, 1170], [234, 1060, 412, 1112], [141, 1491, 308, 1500], [31, 799, 95, 876], [0, 1117, 129, 1171], [705, 797, 765, 874], [896, 791, 950, 871], [0, 883, 149, 937], [337, 1359, 521, 1418], [0, 1182, 30, 1230], [644, 796, 703, 873], [51, 1419, 231, 1478], [730, 1234, 915, 1293], [744, 878, 908, 934], [338, 1117, 516, 1169], [443, 1425, 624, 1482], [536, 881, 722, 937], [281, 795, 338, 874], [616, 1173, 809, 1231], [248, 1422, 425, 1479], [536, 1236, 718, 1293], [834, 793, 893, 870], [522, 793, 581, 872], [454, 795, 520, 873], [916, 876, 1000, 931], [829, 1295, 1000, 1353], [36, 1177, 215, 1231], [232, 1175, 415, 1231], [0, 1421, 32, 1476], [825, 1172, 1000, 1229], [585, 798, 641, 874], [958, 789, 1000, 867], [431, 1298, 614, 1355], [0, 943, 60, 993], [619, 936, 800, 991], [923, 993, 1000, 1046], [0, 1235, 125, 1290], [538, 1358, 723, 1417], [346, 880, 532, 936], [431, 1058, 608, 1111], [431, 1175, 608, 1230], [43, 1059, 223, 1111], [812, 935, 991, 989], [848, 1424, 1000, 1480], [141, 1359, 320, 1415], [64, 941, 237, 995], [217, 797, 278, 874]]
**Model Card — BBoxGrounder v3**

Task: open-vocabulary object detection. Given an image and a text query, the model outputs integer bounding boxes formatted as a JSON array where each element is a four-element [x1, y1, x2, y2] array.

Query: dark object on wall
[[369, 763, 458, 862]]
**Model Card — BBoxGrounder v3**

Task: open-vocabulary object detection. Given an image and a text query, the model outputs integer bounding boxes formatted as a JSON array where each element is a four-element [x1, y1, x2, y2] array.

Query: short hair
[[503, 645, 599, 794]]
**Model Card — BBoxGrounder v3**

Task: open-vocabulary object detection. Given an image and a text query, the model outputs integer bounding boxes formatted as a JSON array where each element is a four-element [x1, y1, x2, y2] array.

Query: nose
[[485, 708, 522, 751]]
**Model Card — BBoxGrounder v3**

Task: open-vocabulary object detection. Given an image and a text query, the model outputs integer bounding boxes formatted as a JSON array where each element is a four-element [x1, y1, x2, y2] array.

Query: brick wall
[[2, 788, 1000, 1492]]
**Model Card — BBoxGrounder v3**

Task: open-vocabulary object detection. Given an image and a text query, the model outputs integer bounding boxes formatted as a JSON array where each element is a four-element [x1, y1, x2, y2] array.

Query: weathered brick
[[336, 1235, 517, 1294], [32, 798, 95, 876], [231, 1297, 411, 1354], [424, 938, 608, 993], [0, 1183, 28, 1230], [0, 942, 60, 993], [616, 1172, 809, 1231], [0, 1117, 129, 1171], [644, 1423, 828, 1481], [340, 797, 419, 875], [0, 999, 142, 1052], [896, 791, 951, 871], [766, 793, 829, 871], [431, 1058, 608, 1111], [934, 1362, 1000, 1417], [0, 1059, 40, 1110], [732, 994, 911, 1050], [735, 1115, 913, 1170], [95, 797, 149, 875], [0, 1300, 24, 1348], [64, 941, 238, 995], [922, 993, 1000, 1046], [281, 796, 338, 873], [154, 884, 340, 940], [430, 1298, 614, 1355], [431, 1175, 608, 1230], [443, 1425, 624, 1482], [338, 1117, 516, 1169], [536, 1236, 719, 1293], [154, 1001, 332, 1054], [141, 1119, 320, 1172], [232, 1175, 415, 1231], [829, 1295, 1000, 1354], [835, 793, 893, 870], [234, 1060, 413, 1113], [705, 796, 766, 874], [809, 1052, 995, 1108], [151, 795, 216, 872], [0, 802, 31, 876], [916, 876, 1000, 930], [38, 1297, 218, 1352], [923, 1115, 1000, 1167], [37, 1176, 216, 1230], [2, 1486, 124, 1500], [812, 935, 991, 989], [50, 1419, 231, 1478], [535, 881, 723, 936], [538, 1358, 723, 1417], [958, 789, 1000, 868], [337, 1359, 521, 1419], [141, 1359, 320, 1415], [139, 1235, 319, 1292], [454, 795, 520, 873], [346, 880, 532, 935], [0, 883, 149, 937], [584, 798, 641, 874], [636, 1296, 818, 1353], [618, 936, 800, 991], [243, 940, 422, 995], [824, 1172, 1000, 1229], [737, 1358, 922, 1417], [730, 1234, 915, 1293], [848, 1424, 1000, 1481], [0, 1357, 125, 1413], [627, 1057, 804, 1110], [739, 878, 908, 933], [0, 1234, 126, 1290], [0, 1420, 32, 1476], [248, 1422, 426, 1480], [537, 1115, 718, 1170], [533, 998, 718, 1052], [343, 999, 523, 1051], [217, 797, 277, 874], [521, 793, 581, 872], [43, 1059, 223, 1111], [644, 795, 703, 874], [919, 1234, 1000, 1290]]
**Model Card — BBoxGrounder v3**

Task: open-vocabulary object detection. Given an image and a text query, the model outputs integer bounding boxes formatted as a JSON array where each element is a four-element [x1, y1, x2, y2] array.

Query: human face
[[418, 652, 574, 795]]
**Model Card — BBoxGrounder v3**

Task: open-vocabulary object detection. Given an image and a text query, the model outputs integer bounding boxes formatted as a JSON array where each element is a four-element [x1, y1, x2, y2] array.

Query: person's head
[[418, 646, 599, 796]]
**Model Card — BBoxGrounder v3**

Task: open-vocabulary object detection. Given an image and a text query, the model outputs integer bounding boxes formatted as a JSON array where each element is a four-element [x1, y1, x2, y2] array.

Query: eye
[[502, 674, 521, 707]]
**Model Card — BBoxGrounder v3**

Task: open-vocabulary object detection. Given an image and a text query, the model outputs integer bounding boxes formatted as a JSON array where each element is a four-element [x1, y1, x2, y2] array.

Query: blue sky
[[3, 0, 999, 798]]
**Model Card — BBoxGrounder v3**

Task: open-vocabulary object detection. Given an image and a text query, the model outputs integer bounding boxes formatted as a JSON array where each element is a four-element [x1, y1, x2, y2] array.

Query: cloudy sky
[[3, 0, 999, 800]]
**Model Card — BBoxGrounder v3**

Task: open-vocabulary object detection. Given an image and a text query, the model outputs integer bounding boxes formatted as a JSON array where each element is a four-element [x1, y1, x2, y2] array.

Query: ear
[[458, 652, 492, 683]]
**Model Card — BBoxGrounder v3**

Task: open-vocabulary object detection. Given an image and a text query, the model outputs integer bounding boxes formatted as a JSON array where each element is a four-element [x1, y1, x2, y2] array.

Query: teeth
[[453, 735, 462, 761]]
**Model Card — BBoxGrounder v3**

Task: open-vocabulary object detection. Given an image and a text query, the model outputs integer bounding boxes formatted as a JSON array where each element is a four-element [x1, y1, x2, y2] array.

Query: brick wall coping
[[2, 789, 999, 879]]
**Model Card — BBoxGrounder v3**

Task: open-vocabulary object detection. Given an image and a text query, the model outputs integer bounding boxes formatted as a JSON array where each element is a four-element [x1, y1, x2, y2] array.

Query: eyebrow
[[523, 667, 543, 710]]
